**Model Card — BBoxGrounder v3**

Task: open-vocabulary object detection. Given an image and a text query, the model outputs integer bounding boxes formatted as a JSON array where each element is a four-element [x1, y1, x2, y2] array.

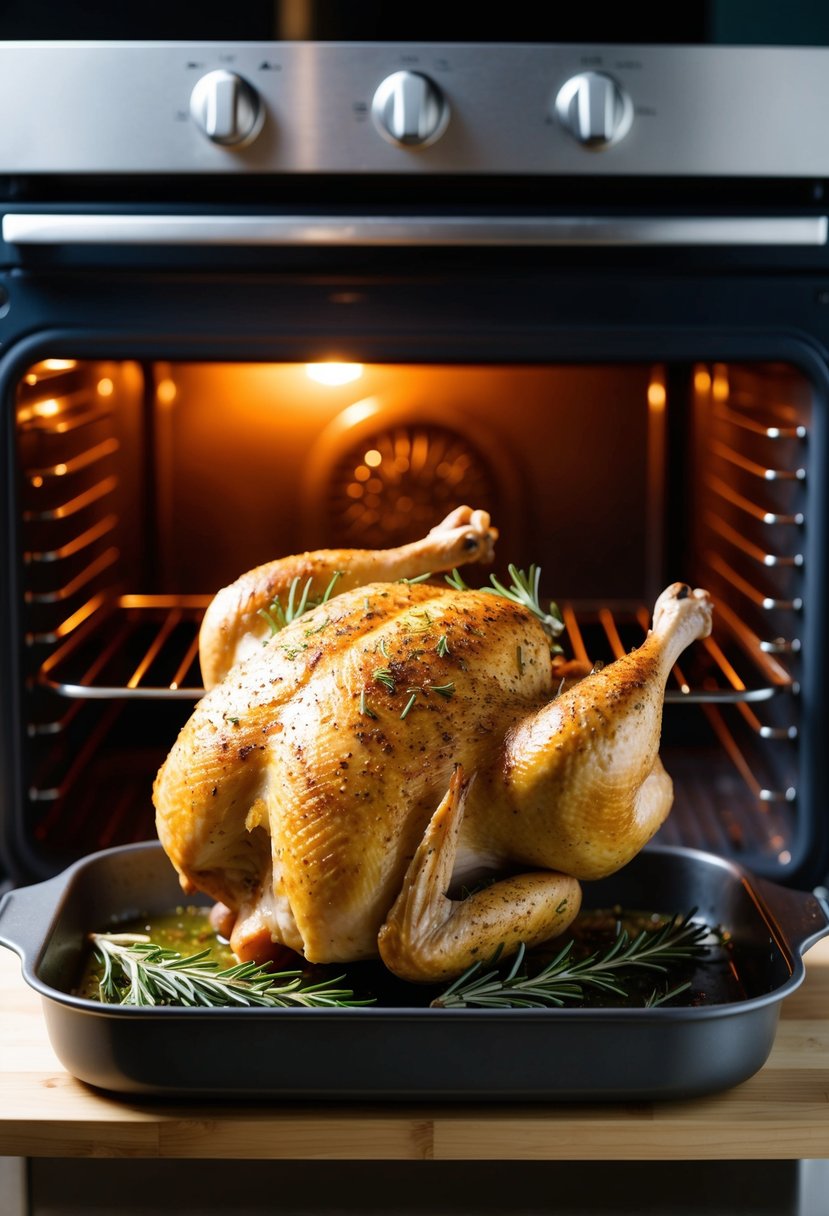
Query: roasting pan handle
[[2, 213, 828, 247], [0, 869, 74, 968], [748, 873, 829, 959]]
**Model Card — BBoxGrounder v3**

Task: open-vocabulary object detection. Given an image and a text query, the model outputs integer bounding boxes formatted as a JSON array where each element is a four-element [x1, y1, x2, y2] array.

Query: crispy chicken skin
[[154, 508, 713, 982]]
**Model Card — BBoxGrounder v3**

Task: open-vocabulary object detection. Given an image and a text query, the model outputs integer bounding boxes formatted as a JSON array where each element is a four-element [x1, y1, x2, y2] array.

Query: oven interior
[[9, 356, 811, 883]]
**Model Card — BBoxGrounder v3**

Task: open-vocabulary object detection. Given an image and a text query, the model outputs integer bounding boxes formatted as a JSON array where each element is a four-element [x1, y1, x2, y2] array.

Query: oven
[[1, 11, 829, 1214], [1, 38, 828, 893], [3, 302, 827, 888]]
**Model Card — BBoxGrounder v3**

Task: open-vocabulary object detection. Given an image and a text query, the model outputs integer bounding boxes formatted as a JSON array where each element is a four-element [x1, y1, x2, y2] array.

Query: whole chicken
[[154, 506, 713, 983]]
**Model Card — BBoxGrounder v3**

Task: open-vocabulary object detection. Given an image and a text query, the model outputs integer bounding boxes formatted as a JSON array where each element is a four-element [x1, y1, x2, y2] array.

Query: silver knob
[[371, 71, 449, 147], [555, 71, 633, 149], [190, 70, 263, 147]]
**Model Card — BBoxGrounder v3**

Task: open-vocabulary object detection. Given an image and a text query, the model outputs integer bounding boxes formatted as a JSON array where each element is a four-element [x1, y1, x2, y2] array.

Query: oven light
[[97, 377, 114, 397], [305, 362, 363, 386]]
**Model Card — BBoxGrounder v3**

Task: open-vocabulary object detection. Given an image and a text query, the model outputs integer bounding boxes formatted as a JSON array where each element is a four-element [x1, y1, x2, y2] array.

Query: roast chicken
[[153, 506, 714, 983]]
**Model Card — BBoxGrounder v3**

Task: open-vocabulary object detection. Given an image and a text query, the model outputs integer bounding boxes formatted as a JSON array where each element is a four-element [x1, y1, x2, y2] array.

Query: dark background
[[1, 1, 829, 43]]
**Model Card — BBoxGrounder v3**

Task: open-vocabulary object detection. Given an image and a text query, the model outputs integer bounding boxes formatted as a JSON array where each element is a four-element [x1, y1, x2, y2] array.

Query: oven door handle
[[2, 213, 828, 247]]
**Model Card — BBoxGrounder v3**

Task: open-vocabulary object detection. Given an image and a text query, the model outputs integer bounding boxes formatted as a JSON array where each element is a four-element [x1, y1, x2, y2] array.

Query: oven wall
[[150, 362, 654, 600]]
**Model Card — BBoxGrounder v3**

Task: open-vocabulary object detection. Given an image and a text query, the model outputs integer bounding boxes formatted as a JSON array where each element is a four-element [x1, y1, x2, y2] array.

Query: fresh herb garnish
[[90, 933, 371, 1009], [258, 570, 344, 637], [429, 681, 455, 698], [373, 667, 396, 692], [644, 981, 694, 1007], [281, 642, 309, 660], [431, 911, 710, 1009], [397, 680, 456, 719], [446, 564, 564, 645], [436, 634, 450, 658]]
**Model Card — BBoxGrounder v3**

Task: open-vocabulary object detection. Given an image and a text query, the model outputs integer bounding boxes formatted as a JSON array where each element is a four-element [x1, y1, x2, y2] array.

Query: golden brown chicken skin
[[154, 510, 713, 983]]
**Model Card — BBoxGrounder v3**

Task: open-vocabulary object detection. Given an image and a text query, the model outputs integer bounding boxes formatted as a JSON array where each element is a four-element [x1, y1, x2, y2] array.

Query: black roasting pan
[[0, 840, 827, 1102]]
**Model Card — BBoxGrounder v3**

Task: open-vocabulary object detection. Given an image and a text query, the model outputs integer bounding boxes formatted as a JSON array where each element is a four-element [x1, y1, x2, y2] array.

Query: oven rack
[[35, 592, 796, 708]]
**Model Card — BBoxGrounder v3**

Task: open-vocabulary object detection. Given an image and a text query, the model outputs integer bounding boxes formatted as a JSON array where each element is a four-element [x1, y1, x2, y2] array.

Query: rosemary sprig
[[397, 680, 456, 719], [258, 570, 344, 637], [90, 933, 371, 1009], [444, 568, 473, 592], [446, 564, 564, 644], [429, 681, 455, 697], [644, 981, 693, 1008], [431, 912, 710, 1009], [373, 666, 396, 692]]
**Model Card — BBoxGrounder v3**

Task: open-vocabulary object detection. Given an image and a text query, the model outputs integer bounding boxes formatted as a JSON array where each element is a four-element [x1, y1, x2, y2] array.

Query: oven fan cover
[[307, 408, 514, 552]]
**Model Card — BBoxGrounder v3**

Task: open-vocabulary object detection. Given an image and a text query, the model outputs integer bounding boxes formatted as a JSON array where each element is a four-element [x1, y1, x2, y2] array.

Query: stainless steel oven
[[2, 12, 829, 1212], [1, 38, 828, 893]]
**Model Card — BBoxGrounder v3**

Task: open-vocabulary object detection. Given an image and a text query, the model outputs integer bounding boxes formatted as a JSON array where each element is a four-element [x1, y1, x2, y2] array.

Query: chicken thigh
[[154, 508, 713, 983]]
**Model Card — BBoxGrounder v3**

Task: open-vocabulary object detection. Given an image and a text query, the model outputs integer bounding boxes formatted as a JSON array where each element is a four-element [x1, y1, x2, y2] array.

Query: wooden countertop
[[1, 938, 828, 1162]]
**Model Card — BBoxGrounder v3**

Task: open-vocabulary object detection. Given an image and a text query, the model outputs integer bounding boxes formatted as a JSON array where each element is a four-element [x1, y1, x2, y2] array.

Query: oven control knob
[[371, 71, 449, 147], [190, 70, 263, 147], [555, 71, 633, 149]]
